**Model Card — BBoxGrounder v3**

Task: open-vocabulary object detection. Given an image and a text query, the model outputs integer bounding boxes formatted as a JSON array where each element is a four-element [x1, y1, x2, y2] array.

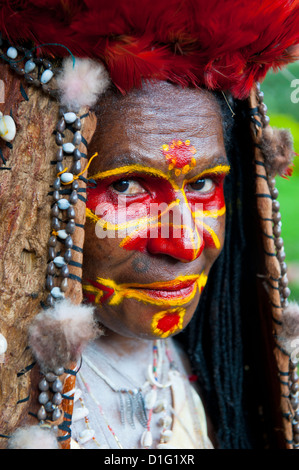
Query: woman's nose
[[146, 201, 204, 262]]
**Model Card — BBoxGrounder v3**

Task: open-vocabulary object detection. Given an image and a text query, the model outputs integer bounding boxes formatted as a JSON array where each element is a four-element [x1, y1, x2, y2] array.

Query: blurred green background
[[262, 62, 299, 301]]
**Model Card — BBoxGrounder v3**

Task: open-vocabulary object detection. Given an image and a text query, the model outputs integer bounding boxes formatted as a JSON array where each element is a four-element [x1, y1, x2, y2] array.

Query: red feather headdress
[[0, 0, 298, 98]]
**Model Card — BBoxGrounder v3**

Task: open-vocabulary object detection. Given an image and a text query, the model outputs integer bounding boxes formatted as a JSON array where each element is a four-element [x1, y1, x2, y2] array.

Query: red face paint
[[87, 172, 175, 216], [87, 163, 228, 261], [83, 279, 115, 304], [156, 312, 181, 333], [121, 220, 203, 262], [151, 308, 186, 337], [185, 173, 226, 213], [184, 172, 227, 250]]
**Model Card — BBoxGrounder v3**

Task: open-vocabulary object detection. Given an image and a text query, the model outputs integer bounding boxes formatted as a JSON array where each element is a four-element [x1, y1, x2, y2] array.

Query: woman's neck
[[94, 328, 158, 366]]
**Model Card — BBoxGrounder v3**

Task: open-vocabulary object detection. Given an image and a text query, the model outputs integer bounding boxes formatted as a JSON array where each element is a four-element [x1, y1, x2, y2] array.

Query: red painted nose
[[146, 221, 204, 262], [120, 199, 204, 262]]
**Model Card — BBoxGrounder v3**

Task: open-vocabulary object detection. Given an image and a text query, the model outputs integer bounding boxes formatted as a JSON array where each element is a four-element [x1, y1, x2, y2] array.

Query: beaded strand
[[0, 36, 57, 97], [79, 371, 124, 449], [0, 37, 102, 429], [141, 342, 158, 448], [257, 84, 299, 448]]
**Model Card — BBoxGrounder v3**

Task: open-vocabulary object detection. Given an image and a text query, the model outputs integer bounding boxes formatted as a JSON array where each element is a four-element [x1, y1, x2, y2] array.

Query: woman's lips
[[132, 278, 198, 300], [83, 273, 207, 307]]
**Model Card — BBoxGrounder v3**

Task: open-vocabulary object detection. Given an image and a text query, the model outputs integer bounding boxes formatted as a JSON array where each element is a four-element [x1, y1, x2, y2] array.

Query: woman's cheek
[[185, 183, 226, 251], [87, 186, 151, 225]]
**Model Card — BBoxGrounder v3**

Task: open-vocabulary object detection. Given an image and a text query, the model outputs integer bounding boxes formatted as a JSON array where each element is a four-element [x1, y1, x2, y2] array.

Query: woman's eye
[[187, 178, 215, 193], [111, 179, 146, 195]]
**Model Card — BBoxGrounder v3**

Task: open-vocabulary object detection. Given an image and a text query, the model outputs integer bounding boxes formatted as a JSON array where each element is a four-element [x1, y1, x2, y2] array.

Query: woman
[[0, 0, 299, 449]]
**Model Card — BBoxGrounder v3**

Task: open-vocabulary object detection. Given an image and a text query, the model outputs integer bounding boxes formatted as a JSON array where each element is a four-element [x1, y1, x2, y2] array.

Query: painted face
[[83, 82, 229, 339]]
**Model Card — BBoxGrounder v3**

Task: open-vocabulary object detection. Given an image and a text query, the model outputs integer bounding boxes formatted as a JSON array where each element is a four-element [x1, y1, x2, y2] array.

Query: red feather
[[0, 0, 298, 98]]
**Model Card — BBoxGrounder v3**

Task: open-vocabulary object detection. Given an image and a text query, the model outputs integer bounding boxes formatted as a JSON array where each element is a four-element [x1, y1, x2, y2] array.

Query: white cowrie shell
[[24, 59, 36, 73], [158, 414, 172, 428], [51, 287, 65, 299], [41, 69, 53, 84], [0, 333, 7, 355], [153, 399, 167, 413], [79, 429, 95, 444], [7, 47, 18, 59], [144, 389, 157, 410], [74, 388, 82, 402], [72, 406, 89, 422], [64, 112, 77, 124], [141, 430, 153, 448], [60, 172, 74, 183], [57, 229, 68, 240], [160, 429, 173, 442], [53, 256, 66, 267], [157, 443, 177, 449], [0, 112, 16, 142]]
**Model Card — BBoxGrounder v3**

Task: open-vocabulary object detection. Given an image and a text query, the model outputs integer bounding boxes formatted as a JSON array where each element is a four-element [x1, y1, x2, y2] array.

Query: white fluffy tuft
[[277, 301, 299, 360], [281, 301, 299, 338], [56, 57, 110, 110], [28, 299, 100, 371], [8, 425, 59, 449]]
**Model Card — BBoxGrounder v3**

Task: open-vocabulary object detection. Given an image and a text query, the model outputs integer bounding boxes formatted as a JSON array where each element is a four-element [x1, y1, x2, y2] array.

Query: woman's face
[[83, 82, 229, 339]]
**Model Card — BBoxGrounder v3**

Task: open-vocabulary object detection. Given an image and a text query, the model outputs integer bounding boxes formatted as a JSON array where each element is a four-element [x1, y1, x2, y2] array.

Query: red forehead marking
[[161, 140, 196, 175]]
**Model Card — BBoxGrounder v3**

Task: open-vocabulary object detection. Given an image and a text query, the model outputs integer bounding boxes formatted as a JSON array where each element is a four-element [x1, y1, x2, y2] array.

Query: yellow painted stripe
[[86, 200, 180, 231], [201, 221, 221, 249], [192, 205, 226, 219], [89, 164, 180, 191], [85, 274, 206, 307]]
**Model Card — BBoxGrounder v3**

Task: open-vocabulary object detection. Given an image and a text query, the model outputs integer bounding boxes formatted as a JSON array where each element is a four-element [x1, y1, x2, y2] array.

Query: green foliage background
[[261, 62, 299, 300]]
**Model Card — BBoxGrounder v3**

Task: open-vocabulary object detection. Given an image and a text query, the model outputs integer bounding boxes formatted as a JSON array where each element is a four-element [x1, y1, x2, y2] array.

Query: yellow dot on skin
[[168, 163, 175, 170], [191, 158, 196, 167], [171, 159, 176, 165], [182, 165, 190, 174], [185, 140, 190, 146], [162, 144, 169, 151], [177, 140, 183, 146], [175, 169, 181, 176]]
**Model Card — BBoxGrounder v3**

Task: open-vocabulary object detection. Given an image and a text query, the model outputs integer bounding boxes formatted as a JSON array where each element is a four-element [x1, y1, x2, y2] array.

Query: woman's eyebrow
[[198, 161, 230, 177], [206, 155, 229, 168], [89, 164, 171, 182], [183, 165, 230, 186], [194, 155, 230, 173], [91, 151, 153, 169]]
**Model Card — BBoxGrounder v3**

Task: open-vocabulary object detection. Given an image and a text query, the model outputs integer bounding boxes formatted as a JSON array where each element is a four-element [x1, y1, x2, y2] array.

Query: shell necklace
[[79, 339, 174, 448]]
